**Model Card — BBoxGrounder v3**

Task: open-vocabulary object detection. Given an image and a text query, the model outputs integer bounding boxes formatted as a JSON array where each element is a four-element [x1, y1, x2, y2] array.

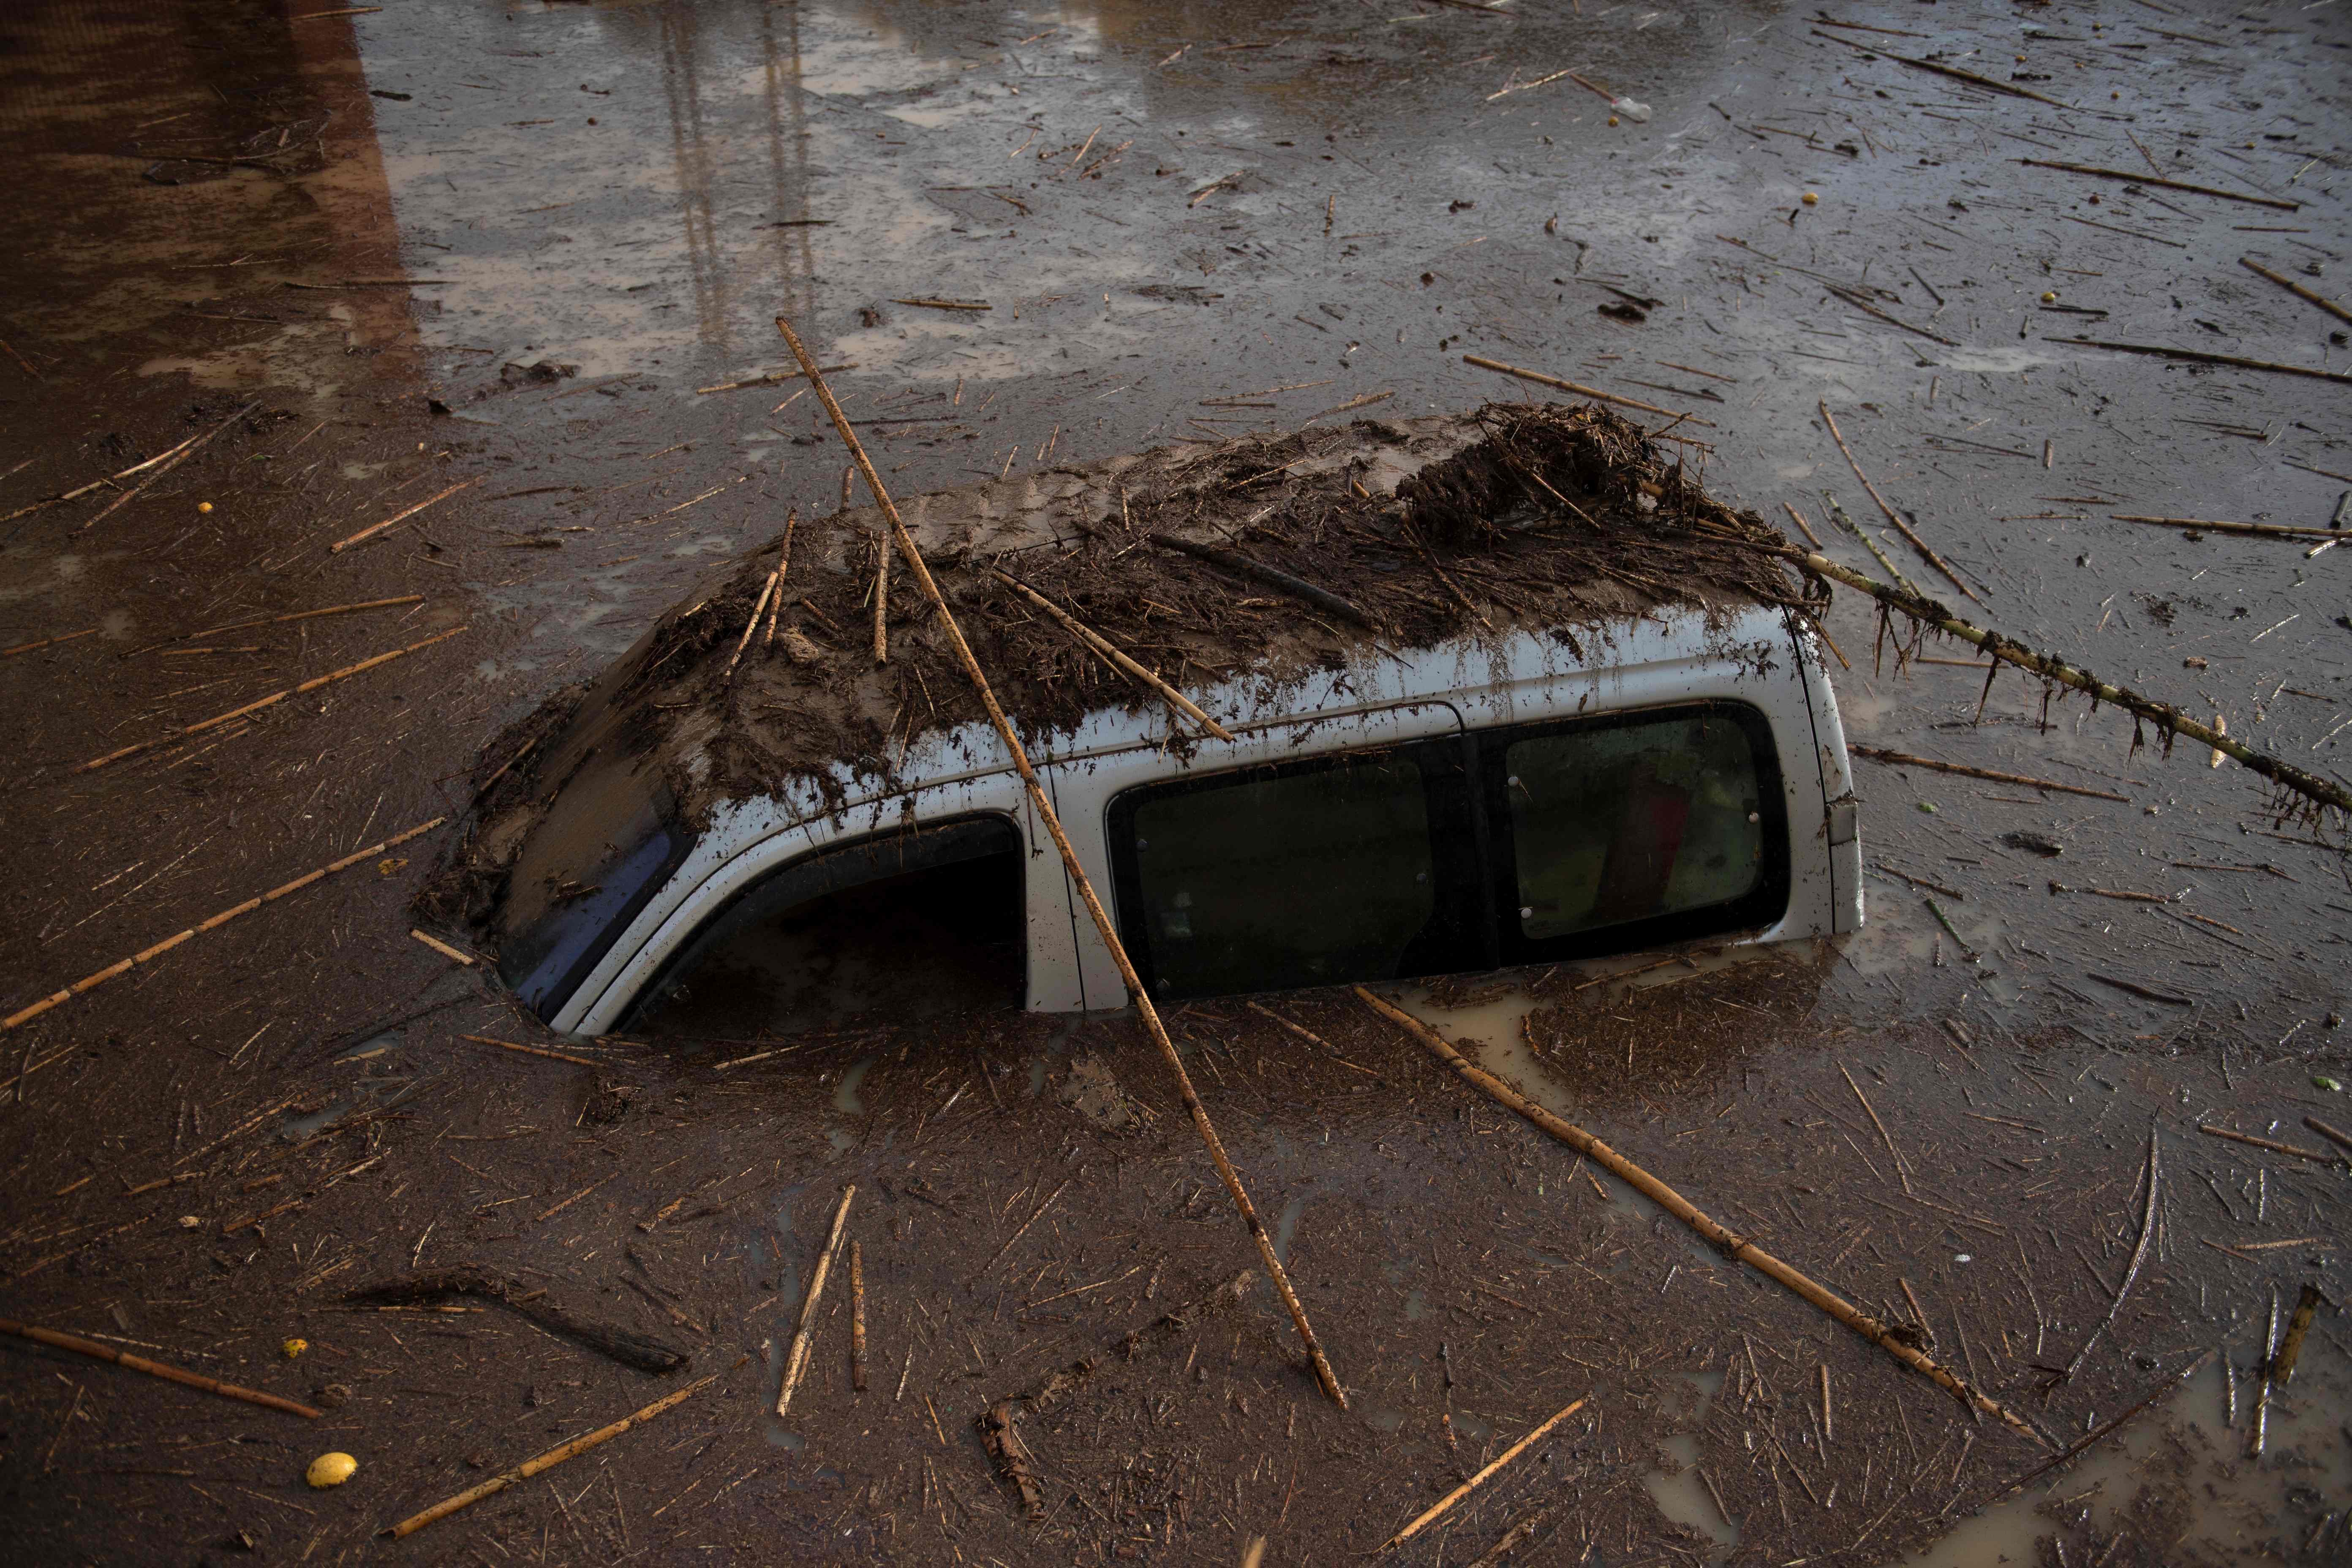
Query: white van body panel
[[554, 603, 1862, 1035]]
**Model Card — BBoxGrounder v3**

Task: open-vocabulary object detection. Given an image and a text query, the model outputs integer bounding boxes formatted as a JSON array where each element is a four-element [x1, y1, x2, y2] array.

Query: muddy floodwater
[[1, 1, 2348, 1564]]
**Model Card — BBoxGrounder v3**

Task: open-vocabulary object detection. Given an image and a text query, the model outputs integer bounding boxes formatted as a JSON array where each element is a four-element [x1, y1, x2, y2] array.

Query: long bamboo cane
[[1355, 988, 2047, 1443], [774, 313, 1348, 1408], [1780, 548, 2351, 817], [0, 1317, 320, 1418]]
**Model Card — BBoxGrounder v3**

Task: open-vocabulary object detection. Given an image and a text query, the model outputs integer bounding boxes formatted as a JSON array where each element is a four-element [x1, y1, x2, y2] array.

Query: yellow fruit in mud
[[197, 501, 213, 513], [1607, 115, 1619, 126], [306, 1451, 357, 1489], [2041, 291, 2058, 304], [1801, 191, 1818, 205], [283, 1337, 309, 1359]]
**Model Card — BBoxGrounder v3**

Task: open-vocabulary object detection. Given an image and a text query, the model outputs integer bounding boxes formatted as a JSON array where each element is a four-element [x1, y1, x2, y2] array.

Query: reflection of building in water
[[0, 2, 419, 382]]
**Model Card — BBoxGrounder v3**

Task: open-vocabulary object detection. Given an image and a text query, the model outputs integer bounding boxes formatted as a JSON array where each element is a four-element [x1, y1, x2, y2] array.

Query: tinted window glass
[[1113, 743, 1479, 999], [625, 817, 1023, 1038], [1501, 708, 1773, 943]]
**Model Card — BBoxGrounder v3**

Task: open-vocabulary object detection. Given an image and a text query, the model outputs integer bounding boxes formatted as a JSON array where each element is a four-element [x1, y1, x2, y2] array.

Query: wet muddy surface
[[1, 0, 2349, 1563]]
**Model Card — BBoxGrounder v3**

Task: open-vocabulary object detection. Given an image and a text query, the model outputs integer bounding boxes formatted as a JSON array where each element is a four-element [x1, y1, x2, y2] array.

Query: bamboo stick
[[991, 570, 1235, 741], [1378, 1394, 1590, 1550], [387, 1374, 717, 1537], [328, 476, 480, 553], [3, 817, 446, 1031], [849, 1241, 868, 1394], [2, 627, 97, 659], [723, 540, 787, 684], [870, 517, 890, 663], [73, 626, 466, 773], [1355, 987, 2047, 1443], [776, 313, 1348, 1409], [2054, 338, 2352, 386], [694, 362, 854, 395], [75, 400, 264, 533], [1818, 402, 1979, 602], [2105, 513, 2342, 542], [2239, 257, 2352, 327], [0, 410, 255, 525], [460, 1034, 599, 1067], [0, 1316, 319, 1418], [180, 594, 425, 642], [1462, 354, 1717, 427], [777, 1185, 855, 1416], [2018, 159, 2299, 211], [1849, 746, 2129, 803], [1779, 549, 2352, 817]]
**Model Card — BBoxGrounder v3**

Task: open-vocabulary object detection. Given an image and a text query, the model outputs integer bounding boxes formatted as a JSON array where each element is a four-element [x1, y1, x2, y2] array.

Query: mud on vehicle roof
[[428, 400, 1827, 990]]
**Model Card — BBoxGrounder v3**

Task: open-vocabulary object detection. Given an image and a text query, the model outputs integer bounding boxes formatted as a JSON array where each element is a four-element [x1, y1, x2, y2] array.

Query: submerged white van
[[449, 406, 1863, 1039]]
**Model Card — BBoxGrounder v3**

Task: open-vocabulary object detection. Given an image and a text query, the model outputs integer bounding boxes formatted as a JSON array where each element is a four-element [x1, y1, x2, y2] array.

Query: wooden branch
[[1780, 549, 2352, 817], [694, 362, 854, 395], [2239, 257, 2352, 326], [1994, 1350, 2214, 1498], [2053, 338, 2352, 386], [776, 312, 1348, 1409], [74, 625, 468, 772], [2, 406, 261, 525], [1819, 402, 1979, 603], [387, 1374, 717, 1536], [4, 817, 447, 1031], [991, 569, 1235, 741], [2197, 1124, 2346, 1168], [1147, 534, 1380, 630], [1379, 1395, 1590, 1549], [2019, 159, 2298, 211], [1849, 746, 2129, 803], [348, 1268, 689, 1374], [0, 1316, 320, 1418], [2105, 513, 2341, 542], [724, 531, 790, 684], [1461, 354, 1717, 427], [1356, 987, 2047, 1444], [777, 1184, 855, 1416]]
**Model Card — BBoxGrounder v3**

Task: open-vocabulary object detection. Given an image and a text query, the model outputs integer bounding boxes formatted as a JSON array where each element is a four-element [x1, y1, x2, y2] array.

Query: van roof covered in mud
[[433, 401, 1827, 992]]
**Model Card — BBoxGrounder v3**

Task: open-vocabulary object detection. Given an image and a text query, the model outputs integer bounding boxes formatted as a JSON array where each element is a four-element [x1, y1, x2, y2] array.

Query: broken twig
[[1850, 746, 2128, 803], [1380, 1395, 1591, 1550]]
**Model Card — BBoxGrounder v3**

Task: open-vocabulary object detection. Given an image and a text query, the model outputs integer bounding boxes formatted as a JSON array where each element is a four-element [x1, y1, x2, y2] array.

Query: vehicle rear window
[[1486, 703, 1786, 961], [1107, 702, 1788, 1002], [1503, 711, 1767, 939], [1108, 740, 1484, 999]]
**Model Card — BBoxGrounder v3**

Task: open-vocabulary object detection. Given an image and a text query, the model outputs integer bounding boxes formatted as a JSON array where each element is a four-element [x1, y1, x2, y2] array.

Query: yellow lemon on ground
[[2041, 291, 2058, 303], [283, 1338, 309, 1359], [197, 501, 213, 513], [307, 1452, 357, 1489], [1801, 191, 1819, 205]]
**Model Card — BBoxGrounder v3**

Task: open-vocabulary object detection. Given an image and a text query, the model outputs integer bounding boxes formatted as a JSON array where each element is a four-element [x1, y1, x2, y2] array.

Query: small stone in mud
[[312, 1383, 351, 1410], [2004, 831, 2062, 857]]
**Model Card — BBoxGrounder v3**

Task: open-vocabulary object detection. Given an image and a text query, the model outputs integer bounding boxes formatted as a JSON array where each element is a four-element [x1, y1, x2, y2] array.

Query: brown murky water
[[1, 0, 2347, 1563]]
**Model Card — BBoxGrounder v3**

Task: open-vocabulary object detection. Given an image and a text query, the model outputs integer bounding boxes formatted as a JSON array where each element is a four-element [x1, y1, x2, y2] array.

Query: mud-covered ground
[[1, 2, 2348, 1564]]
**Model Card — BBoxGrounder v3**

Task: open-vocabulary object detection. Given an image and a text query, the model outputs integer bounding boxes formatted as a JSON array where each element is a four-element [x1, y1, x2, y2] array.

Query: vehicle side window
[[623, 816, 1023, 1039], [1487, 703, 1786, 957], [1108, 741, 1482, 1000]]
